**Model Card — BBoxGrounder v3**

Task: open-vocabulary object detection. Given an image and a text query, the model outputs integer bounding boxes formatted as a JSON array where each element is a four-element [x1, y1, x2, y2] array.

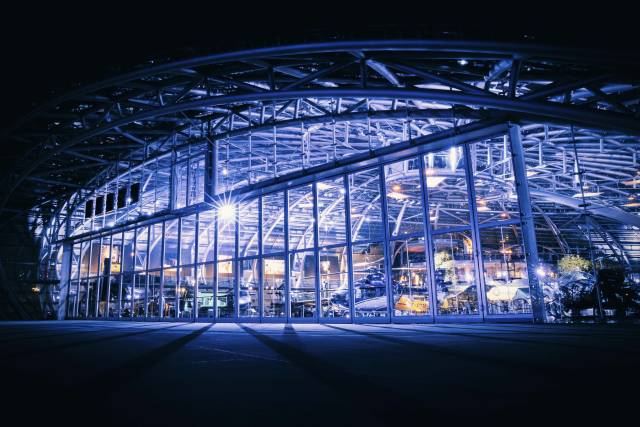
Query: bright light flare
[[218, 202, 236, 222]]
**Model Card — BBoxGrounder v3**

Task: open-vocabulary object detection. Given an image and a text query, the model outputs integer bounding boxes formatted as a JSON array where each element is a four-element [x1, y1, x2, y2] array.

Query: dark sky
[[1, 6, 636, 135]]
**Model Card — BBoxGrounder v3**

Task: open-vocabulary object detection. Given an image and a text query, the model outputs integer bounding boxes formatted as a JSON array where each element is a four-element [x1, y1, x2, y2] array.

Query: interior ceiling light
[[572, 191, 601, 198], [622, 179, 640, 186], [387, 191, 410, 200], [426, 176, 446, 188], [316, 182, 332, 190], [392, 184, 402, 192], [624, 202, 640, 208]]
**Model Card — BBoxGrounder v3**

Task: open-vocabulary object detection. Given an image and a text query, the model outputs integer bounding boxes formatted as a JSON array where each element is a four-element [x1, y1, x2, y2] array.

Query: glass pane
[[290, 251, 316, 318], [180, 215, 196, 265], [188, 156, 205, 205], [317, 176, 347, 247], [89, 239, 100, 276], [217, 260, 235, 318], [133, 273, 147, 317], [136, 226, 150, 271], [425, 147, 471, 230], [175, 161, 188, 209], [217, 210, 236, 261], [121, 273, 133, 318], [472, 140, 519, 224], [147, 270, 161, 317], [263, 192, 285, 254], [149, 223, 163, 270], [288, 185, 315, 250], [111, 233, 122, 274], [351, 242, 388, 317], [238, 199, 259, 258], [163, 268, 177, 317], [262, 256, 285, 318], [80, 241, 90, 278], [197, 263, 214, 318], [178, 267, 196, 318], [107, 275, 119, 317], [122, 230, 135, 272], [319, 246, 350, 318], [432, 231, 478, 315], [99, 237, 111, 277], [97, 277, 109, 317], [198, 210, 215, 263], [239, 259, 259, 317], [480, 225, 531, 314], [87, 278, 98, 317], [350, 168, 384, 242], [71, 243, 81, 281], [67, 280, 79, 317], [78, 280, 88, 317], [385, 158, 425, 238], [164, 219, 179, 267], [390, 237, 430, 316]]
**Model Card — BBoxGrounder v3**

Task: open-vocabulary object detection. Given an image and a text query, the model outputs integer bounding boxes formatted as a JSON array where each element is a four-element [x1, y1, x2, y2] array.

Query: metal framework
[[1, 40, 639, 321]]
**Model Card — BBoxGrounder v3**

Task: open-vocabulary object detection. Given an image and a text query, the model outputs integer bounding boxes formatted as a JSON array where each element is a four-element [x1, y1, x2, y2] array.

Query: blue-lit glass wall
[[65, 139, 532, 321]]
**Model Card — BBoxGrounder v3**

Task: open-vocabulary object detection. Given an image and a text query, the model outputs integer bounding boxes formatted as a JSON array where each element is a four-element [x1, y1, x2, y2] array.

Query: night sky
[[0, 6, 635, 161]]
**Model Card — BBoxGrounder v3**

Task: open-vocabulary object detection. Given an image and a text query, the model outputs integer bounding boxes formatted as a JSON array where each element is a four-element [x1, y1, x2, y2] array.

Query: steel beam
[[509, 124, 546, 323]]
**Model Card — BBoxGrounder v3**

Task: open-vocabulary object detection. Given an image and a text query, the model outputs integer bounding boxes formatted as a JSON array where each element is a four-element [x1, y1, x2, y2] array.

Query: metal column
[[508, 124, 546, 323]]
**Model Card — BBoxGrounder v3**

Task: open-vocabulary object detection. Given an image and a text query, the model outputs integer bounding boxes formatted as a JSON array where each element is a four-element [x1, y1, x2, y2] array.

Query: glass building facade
[[64, 136, 534, 322]]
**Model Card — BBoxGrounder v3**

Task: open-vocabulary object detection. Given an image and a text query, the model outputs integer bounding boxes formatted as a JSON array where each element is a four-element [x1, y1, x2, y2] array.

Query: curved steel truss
[[2, 40, 640, 318]]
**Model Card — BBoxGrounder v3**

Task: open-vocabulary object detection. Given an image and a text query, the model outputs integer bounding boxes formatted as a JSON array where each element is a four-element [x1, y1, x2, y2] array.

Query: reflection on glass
[[80, 241, 90, 278], [290, 251, 316, 318], [198, 210, 215, 263], [351, 242, 387, 317], [262, 256, 285, 317], [317, 177, 347, 246], [163, 268, 177, 317], [67, 280, 79, 318], [197, 263, 214, 318], [135, 227, 149, 271], [480, 225, 531, 314], [350, 169, 384, 242], [288, 185, 315, 250], [424, 148, 471, 230], [239, 259, 259, 317], [149, 223, 163, 269], [180, 215, 196, 266], [238, 199, 259, 258], [217, 211, 235, 261], [391, 237, 429, 316], [123, 230, 135, 272], [178, 267, 195, 318], [263, 192, 285, 253], [121, 273, 133, 318], [472, 140, 519, 224], [147, 271, 161, 317], [385, 158, 424, 237], [175, 161, 188, 209], [133, 273, 147, 317], [108, 275, 119, 317], [78, 280, 88, 318], [432, 231, 478, 314], [319, 246, 349, 318], [111, 233, 123, 274], [217, 260, 235, 318], [164, 219, 179, 267], [89, 239, 100, 276], [87, 278, 98, 317]]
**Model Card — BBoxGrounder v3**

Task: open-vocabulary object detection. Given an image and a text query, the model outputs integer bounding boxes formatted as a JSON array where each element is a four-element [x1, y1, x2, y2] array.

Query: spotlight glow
[[218, 202, 236, 222]]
